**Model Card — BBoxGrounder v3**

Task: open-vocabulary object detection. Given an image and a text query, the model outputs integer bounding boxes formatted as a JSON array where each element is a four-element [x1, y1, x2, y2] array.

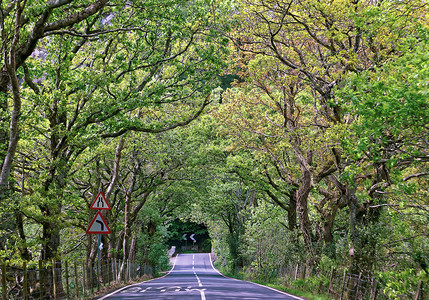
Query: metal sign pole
[[98, 234, 101, 284], [87, 189, 111, 287]]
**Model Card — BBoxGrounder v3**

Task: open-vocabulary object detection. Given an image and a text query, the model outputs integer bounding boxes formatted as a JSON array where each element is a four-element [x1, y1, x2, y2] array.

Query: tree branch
[[101, 93, 212, 138], [403, 172, 429, 181], [44, 0, 108, 32]]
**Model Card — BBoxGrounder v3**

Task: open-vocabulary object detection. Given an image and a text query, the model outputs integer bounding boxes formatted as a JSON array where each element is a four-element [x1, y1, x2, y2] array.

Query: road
[[99, 253, 303, 300]]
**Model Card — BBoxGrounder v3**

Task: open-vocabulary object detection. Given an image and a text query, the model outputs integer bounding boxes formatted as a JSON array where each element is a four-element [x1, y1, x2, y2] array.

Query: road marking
[[98, 254, 179, 299], [193, 270, 203, 287], [119, 287, 140, 293], [139, 287, 152, 293], [208, 253, 305, 300], [160, 286, 181, 292], [186, 287, 206, 300], [199, 288, 206, 300]]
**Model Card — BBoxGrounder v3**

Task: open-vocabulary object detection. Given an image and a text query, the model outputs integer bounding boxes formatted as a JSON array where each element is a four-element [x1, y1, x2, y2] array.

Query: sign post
[[86, 190, 111, 286]]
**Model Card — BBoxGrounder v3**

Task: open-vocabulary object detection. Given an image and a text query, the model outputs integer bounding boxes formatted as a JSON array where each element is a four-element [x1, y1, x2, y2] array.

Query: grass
[[213, 263, 333, 300]]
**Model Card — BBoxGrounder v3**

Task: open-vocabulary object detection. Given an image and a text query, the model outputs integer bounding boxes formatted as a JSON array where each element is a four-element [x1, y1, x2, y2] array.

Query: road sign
[[90, 191, 111, 210], [182, 234, 187, 240], [190, 234, 196, 244], [86, 211, 111, 234]]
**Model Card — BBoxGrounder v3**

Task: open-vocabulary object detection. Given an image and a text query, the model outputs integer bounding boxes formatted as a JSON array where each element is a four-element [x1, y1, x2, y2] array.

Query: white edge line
[[208, 253, 304, 300], [98, 254, 179, 300]]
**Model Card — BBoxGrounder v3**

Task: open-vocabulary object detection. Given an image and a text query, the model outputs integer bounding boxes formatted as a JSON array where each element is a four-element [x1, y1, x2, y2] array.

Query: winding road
[[99, 253, 303, 300]]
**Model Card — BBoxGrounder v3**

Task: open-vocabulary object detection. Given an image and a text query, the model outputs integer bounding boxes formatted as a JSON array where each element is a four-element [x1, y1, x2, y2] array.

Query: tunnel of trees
[[0, 0, 428, 299]]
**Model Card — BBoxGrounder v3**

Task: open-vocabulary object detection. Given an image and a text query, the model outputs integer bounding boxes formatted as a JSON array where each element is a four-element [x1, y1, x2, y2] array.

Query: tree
[[225, 0, 427, 275], [0, 0, 110, 196], [337, 26, 429, 284], [0, 0, 230, 297]]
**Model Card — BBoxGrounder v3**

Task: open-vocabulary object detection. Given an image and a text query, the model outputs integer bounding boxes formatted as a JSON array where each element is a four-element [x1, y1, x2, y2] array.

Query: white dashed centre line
[[192, 253, 204, 300]]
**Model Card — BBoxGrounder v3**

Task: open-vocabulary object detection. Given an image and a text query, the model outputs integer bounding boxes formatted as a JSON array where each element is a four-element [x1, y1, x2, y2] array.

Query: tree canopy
[[0, 0, 428, 299]]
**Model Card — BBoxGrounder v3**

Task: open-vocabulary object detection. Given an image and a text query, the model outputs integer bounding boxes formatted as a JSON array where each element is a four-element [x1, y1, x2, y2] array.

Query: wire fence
[[274, 263, 427, 300], [1, 259, 152, 299], [2, 258, 426, 299]]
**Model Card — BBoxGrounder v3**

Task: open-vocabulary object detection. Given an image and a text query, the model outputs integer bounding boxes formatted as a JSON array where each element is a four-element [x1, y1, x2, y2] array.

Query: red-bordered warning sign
[[90, 191, 111, 210], [86, 211, 111, 234]]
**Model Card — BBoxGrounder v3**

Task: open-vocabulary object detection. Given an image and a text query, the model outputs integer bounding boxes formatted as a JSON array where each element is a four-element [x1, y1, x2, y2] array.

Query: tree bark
[[105, 137, 124, 260], [296, 164, 314, 254], [0, 2, 24, 197], [287, 188, 297, 230], [129, 234, 137, 262], [15, 211, 31, 261]]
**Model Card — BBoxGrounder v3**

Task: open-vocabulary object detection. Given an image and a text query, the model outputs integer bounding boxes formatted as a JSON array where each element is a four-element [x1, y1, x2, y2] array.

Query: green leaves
[[338, 27, 429, 162]]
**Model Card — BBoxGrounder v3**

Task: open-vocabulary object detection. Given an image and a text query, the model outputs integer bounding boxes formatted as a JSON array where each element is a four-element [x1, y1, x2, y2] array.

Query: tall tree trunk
[[295, 155, 315, 277], [38, 153, 68, 297], [129, 234, 137, 262], [40, 207, 64, 298], [15, 211, 31, 261], [120, 191, 132, 281], [121, 154, 138, 278], [86, 238, 97, 290], [105, 137, 124, 260], [296, 167, 313, 254], [287, 188, 297, 230], [0, 3, 24, 197], [122, 193, 130, 262], [321, 210, 338, 259]]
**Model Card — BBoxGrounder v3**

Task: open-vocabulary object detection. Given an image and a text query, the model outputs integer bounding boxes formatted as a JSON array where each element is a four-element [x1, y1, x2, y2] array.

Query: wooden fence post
[[2, 260, 6, 300], [65, 261, 70, 299], [328, 268, 335, 296], [370, 277, 377, 300], [125, 260, 128, 282], [122, 260, 125, 283], [23, 262, 28, 300], [414, 279, 422, 300], [52, 260, 57, 300], [115, 259, 118, 283], [128, 260, 134, 281], [74, 261, 79, 299], [340, 270, 347, 300], [39, 260, 43, 300], [89, 261, 93, 294], [110, 258, 113, 284], [355, 272, 362, 298], [294, 264, 298, 280], [112, 259, 115, 284], [107, 258, 111, 284], [82, 261, 86, 297], [132, 260, 135, 280], [128, 259, 131, 281]]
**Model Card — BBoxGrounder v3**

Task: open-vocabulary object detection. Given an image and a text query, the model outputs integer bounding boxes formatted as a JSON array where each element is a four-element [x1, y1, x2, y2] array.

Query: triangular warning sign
[[90, 191, 111, 210], [86, 211, 111, 234]]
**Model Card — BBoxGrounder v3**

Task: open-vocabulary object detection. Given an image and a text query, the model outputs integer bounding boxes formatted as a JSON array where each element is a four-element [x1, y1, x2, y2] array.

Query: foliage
[[0, 0, 428, 298], [378, 269, 427, 299], [338, 26, 429, 164], [243, 201, 304, 281], [135, 203, 170, 276]]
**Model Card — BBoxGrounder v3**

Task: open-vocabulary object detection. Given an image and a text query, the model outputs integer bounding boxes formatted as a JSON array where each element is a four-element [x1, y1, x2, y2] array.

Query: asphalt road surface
[[99, 253, 303, 300]]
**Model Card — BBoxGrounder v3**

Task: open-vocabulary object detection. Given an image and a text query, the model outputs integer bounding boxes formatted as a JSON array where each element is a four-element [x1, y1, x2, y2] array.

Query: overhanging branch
[[101, 93, 211, 138]]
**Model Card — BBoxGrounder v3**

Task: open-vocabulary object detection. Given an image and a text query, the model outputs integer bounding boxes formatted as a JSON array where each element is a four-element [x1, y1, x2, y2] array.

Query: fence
[[0, 259, 150, 299], [271, 263, 426, 300], [3, 258, 426, 299]]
